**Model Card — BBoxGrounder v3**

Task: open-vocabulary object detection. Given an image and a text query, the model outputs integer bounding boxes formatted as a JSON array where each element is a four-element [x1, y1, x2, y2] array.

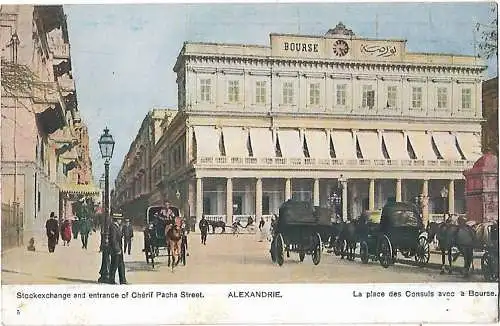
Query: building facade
[[481, 77, 498, 156], [165, 23, 486, 227], [115, 23, 486, 228], [0, 5, 96, 248], [114, 108, 172, 223]]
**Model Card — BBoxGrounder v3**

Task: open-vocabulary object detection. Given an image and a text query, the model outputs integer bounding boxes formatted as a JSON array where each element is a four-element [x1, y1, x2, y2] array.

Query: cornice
[[184, 109, 483, 124], [183, 53, 486, 75]]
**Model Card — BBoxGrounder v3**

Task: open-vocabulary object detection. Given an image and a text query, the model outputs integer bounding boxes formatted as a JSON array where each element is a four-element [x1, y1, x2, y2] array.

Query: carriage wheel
[[311, 233, 322, 265], [360, 241, 369, 264], [415, 236, 430, 266], [378, 235, 392, 268], [180, 241, 187, 266], [299, 251, 305, 262], [481, 252, 498, 281], [276, 233, 285, 266], [270, 238, 277, 263]]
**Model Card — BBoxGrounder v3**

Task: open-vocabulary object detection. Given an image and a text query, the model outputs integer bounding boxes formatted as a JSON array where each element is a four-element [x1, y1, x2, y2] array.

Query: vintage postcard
[[1, 1, 498, 325]]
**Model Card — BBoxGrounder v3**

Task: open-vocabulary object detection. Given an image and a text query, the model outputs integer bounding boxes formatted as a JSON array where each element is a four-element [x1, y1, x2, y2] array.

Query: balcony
[[57, 75, 75, 92], [33, 82, 58, 104], [194, 156, 476, 172], [52, 43, 69, 59]]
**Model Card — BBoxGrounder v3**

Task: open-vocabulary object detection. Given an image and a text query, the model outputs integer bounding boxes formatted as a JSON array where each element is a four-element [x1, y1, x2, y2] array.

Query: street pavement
[[1, 230, 487, 284]]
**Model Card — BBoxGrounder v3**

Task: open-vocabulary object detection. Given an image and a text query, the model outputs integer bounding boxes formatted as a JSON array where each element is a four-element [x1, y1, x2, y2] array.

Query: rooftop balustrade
[[194, 156, 474, 171]]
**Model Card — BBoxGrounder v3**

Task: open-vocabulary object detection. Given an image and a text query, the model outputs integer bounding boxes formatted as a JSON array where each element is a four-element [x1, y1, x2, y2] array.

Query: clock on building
[[332, 39, 349, 57]]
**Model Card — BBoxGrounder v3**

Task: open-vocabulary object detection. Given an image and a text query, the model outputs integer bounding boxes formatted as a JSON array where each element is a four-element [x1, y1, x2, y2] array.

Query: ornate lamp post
[[440, 186, 449, 216], [338, 174, 345, 219], [97, 127, 115, 284]]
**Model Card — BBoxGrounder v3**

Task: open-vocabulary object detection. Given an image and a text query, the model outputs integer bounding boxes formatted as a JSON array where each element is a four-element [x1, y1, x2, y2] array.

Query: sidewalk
[[2, 232, 103, 284]]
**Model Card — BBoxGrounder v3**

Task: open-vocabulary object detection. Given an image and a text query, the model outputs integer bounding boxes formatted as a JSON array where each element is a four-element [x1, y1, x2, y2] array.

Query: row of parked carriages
[[269, 199, 430, 268]]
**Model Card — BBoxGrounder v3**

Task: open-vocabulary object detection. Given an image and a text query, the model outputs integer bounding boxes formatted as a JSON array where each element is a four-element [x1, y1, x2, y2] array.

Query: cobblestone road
[[1, 230, 485, 284]]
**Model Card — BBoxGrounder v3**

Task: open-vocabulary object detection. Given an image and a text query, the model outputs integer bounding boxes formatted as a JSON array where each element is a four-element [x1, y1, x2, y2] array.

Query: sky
[[63, 2, 498, 187]]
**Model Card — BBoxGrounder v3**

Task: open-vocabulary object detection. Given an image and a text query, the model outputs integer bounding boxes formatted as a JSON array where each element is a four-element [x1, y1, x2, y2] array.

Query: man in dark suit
[[45, 212, 59, 253], [121, 218, 134, 255], [198, 216, 209, 245], [109, 216, 127, 284]]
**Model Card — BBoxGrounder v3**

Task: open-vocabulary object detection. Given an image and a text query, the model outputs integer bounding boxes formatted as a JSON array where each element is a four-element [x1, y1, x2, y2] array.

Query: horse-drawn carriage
[[270, 200, 326, 266], [481, 221, 498, 281], [143, 205, 187, 269], [358, 201, 430, 268]]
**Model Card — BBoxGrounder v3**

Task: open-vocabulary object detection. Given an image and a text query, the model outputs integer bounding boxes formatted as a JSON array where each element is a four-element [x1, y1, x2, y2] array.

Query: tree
[[477, 5, 498, 59], [1, 59, 54, 99]]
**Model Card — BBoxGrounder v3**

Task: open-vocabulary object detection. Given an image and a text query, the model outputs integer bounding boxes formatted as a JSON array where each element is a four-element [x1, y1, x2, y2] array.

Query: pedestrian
[[45, 212, 59, 253], [109, 216, 127, 284], [121, 218, 133, 255], [61, 219, 72, 246], [258, 217, 266, 242], [198, 216, 209, 245], [79, 216, 92, 250], [72, 217, 80, 240]]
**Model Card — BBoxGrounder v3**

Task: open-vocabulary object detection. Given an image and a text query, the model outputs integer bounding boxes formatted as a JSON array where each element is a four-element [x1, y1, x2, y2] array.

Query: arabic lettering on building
[[360, 44, 397, 58]]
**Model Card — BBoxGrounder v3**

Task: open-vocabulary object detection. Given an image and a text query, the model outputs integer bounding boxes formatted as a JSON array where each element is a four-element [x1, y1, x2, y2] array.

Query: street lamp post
[[97, 127, 115, 284], [440, 186, 449, 217]]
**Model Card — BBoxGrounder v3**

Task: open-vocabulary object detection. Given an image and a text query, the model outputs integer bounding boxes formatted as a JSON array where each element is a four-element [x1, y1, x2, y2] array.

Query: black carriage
[[359, 202, 430, 268], [143, 205, 187, 268], [270, 200, 324, 266], [481, 222, 499, 281]]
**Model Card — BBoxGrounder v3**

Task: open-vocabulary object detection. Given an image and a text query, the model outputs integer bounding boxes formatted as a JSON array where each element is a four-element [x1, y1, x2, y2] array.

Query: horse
[[208, 220, 226, 233], [472, 221, 496, 248], [337, 219, 357, 261], [165, 221, 183, 271], [427, 218, 476, 277]]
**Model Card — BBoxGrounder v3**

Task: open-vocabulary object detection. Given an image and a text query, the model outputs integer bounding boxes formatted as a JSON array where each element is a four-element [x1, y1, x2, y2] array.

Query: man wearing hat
[[45, 212, 59, 253], [121, 218, 134, 255], [109, 214, 127, 284]]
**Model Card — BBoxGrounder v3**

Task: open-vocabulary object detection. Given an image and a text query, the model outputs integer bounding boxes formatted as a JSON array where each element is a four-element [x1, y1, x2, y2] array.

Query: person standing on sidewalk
[[61, 219, 72, 246], [79, 217, 92, 250], [121, 218, 133, 255], [258, 217, 266, 242], [45, 212, 59, 253], [198, 216, 209, 245], [72, 217, 80, 240], [109, 216, 127, 284]]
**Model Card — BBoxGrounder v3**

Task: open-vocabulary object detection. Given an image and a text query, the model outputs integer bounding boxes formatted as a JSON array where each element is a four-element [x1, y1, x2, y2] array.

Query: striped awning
[[59, 183, 101, 195]]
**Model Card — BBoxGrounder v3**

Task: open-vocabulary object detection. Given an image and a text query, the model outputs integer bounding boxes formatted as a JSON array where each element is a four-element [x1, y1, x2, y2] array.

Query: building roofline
[[269, 32, 408, 43]]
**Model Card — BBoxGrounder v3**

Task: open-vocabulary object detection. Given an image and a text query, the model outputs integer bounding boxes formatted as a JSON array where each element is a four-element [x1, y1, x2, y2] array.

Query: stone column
[[285, 178, 291, 201], [256, 178, 262, 220], [422, 179, 429, 226], [396, 179, 402, 202], [313, 178, 320, 206], [188, 180, 195, 218], [342, 180, 348, 221], [196, 178, 203, 222], [369, 179, 375, 211], [448, 179, 455, 215], [226, 178, 233, 224]]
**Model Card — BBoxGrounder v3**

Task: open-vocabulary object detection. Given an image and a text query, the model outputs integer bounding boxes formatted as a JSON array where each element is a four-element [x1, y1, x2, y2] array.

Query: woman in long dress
[[61, 219, 72, 246]]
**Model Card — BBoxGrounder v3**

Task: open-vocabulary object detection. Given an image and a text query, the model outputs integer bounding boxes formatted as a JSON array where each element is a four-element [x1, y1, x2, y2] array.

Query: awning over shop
[[193, 126, 221, 157], [432, 132, 462, 160], [407, 131, 437, 160], [59, 183, 101, 195], [330, 130, 356, 159], [382, 131, 409, 160], [356, 131, 384, 159], [222, 127, 249, 157], [277, 129, 304, 158], [456, 132, 482, 161], [249, 128, 275, 158], [304, 130, 330, 159]]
